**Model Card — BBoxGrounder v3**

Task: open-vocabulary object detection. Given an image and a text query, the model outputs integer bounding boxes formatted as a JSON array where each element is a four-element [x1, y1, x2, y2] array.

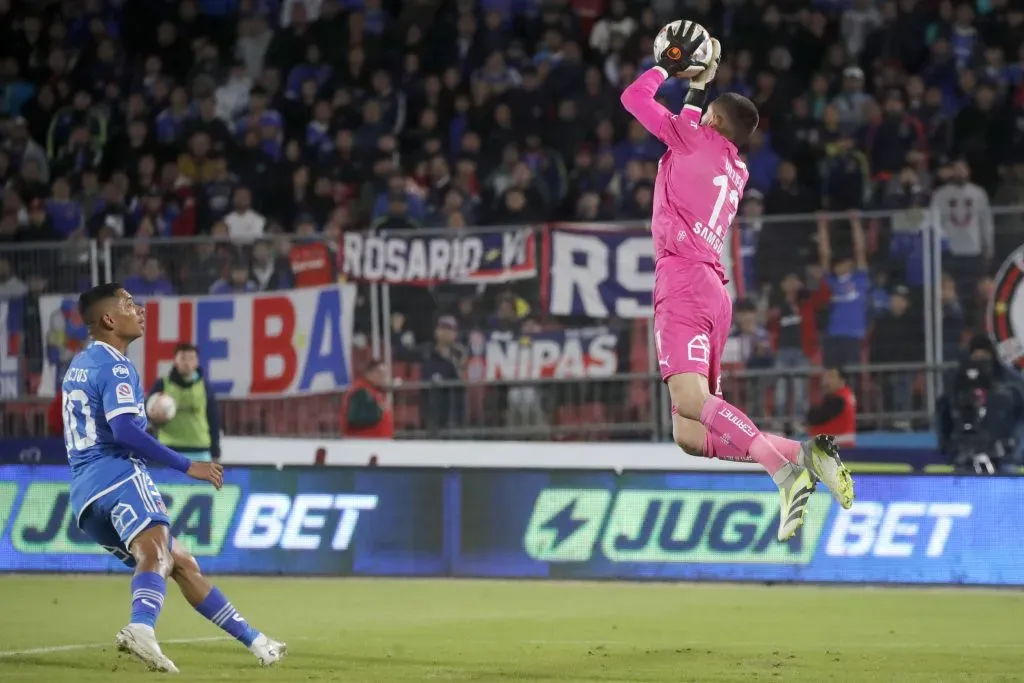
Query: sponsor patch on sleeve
[[112, 364, 130, 378], [116, 382, 135, 405]]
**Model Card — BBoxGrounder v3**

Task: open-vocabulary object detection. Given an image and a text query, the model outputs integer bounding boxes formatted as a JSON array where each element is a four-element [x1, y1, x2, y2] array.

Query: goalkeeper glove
[[656, 21, 710, 77], [689, 38, 722, 91]]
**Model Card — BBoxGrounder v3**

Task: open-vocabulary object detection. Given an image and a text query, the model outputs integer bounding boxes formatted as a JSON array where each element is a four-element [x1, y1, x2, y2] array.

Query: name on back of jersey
[[65, 368, 89, 383], [691, 221, 726, 255]]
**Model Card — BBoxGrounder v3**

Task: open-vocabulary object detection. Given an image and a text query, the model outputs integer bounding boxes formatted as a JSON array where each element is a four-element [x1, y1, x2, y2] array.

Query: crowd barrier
[[0, 464, 1019, 585]]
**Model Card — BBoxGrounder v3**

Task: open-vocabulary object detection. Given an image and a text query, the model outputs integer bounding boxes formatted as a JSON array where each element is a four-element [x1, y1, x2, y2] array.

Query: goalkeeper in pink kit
[[621, 22, 855, 541]]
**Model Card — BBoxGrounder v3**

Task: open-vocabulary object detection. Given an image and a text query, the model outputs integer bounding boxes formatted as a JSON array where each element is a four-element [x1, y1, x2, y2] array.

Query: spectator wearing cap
[[831, 66, 872, 136], [224, 186, 266, 243], [340, 359, 395, 439], [124, 257, 175, 297], [197, 154, 238, 228], [870, 284, 923, 427], [421, 315, 466, 436], [210, 262, 258, 295]]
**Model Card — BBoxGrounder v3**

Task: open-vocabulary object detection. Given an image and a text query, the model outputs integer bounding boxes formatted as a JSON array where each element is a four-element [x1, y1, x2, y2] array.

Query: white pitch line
[[0, 636, 229, 658]]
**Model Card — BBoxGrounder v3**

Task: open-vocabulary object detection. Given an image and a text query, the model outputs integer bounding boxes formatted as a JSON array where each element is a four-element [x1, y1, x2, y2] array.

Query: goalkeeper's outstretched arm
[[620, 68, 703, 153]]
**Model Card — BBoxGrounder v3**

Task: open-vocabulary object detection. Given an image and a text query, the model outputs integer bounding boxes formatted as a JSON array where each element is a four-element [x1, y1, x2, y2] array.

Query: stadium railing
[[2, 204, 1020, 441]]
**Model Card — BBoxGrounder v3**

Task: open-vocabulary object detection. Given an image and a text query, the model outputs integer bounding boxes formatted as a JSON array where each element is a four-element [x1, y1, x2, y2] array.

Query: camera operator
[[936, 334, 1024, 474]]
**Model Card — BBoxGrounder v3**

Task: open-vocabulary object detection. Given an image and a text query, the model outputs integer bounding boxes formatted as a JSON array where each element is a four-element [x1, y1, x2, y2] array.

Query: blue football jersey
[[62, 340, 150, 523]]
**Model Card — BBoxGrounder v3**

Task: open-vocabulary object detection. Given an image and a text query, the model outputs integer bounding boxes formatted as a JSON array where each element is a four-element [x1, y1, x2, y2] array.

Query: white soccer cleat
[[115, 623, 179, 673], [773, 463, 817, 542], [249, 633, 287, 666]]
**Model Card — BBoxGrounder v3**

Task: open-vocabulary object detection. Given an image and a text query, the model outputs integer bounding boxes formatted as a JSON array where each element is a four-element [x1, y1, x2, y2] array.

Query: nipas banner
[[468, 326, 621, 380], [35, 284, 357, 398], [340, 227, 537, 284]]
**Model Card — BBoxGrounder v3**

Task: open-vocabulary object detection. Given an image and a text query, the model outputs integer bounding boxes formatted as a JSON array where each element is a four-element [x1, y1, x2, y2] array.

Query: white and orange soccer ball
[[653, 20, 713, 79], [146, 392, 177, 425]]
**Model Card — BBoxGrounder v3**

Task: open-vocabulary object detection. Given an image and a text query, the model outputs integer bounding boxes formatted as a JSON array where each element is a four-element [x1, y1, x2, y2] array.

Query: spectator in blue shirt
[[817, 212, 870, 369], [210, 262, 259, 295], [45, 176, 83, 237], [124, 257, 175, 297]]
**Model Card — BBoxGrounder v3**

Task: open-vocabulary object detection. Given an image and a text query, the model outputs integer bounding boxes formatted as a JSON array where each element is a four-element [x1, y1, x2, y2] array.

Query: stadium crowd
[[1, 0, 1023, 436]]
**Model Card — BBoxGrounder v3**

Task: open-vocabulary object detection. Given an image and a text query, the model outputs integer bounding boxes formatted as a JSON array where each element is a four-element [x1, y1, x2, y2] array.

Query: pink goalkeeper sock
[[699, 396, 788, 476], [763, 433, 802, 464], [702, 429, 755, 462]]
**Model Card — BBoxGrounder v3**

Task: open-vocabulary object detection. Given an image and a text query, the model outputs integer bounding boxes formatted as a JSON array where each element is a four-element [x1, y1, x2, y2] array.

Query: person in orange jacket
[[339, 360, 394, 439], [807, 366, 857, 447]]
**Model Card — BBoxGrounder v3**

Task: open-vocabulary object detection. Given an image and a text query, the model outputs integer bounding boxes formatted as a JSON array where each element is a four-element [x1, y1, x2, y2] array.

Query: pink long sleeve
[[620, 68, 703, 152]]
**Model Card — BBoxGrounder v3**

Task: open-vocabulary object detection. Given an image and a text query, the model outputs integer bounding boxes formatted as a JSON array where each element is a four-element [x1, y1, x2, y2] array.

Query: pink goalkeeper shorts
[[653, 257, 731, 395]]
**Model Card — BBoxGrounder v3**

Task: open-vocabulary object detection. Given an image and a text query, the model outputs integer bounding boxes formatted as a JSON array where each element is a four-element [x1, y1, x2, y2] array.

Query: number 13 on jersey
[[708, 174, 740, 237]]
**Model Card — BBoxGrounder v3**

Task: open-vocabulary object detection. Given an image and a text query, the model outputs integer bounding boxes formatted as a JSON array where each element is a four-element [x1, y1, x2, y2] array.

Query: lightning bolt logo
[[541, 499, 587, 549], [524, 489, 612, 562]]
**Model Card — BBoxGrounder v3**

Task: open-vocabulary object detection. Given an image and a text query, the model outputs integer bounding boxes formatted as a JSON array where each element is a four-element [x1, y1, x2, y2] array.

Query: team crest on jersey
[[687, 334, 710, 365], [116, 382, 135, 405], [112, 364, 130, 378], [990, 245, 1024, 371]]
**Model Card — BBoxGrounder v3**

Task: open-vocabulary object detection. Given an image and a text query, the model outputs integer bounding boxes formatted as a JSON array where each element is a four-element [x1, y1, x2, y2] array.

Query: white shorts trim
[[75, 473, 137, 527]]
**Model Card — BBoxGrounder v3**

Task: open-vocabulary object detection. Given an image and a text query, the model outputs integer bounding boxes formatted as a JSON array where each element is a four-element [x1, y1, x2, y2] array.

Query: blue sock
[[130, 572, 166, 629], [194, 587, 259, 647]]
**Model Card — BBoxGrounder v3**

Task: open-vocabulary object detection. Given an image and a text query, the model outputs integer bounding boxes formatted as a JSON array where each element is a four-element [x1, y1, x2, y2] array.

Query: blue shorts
[[78, 471, 170, 567]]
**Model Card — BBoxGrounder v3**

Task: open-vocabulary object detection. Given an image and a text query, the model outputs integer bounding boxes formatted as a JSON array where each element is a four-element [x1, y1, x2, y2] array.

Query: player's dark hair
[[175, 342, 198, 355], [713, 93, 760, 147], [78, 282, 123, 327]]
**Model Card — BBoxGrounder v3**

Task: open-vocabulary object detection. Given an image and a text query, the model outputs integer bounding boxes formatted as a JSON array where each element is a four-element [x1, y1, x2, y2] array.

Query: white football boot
[[115, 624, 179, 673], [249, 633, 287, 666]]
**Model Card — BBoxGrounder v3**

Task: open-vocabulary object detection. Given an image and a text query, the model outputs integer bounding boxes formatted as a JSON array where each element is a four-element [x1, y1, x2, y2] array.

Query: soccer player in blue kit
[[62, 283, 285, 672]]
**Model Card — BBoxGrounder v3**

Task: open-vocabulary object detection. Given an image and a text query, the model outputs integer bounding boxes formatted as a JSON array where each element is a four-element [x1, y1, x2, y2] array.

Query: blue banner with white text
[[0, 465, 1021, 585], [543, 223, 740, 318]]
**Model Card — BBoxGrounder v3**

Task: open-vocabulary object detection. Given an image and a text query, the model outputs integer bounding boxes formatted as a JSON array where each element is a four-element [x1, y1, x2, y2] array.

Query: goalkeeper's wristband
[[683, 87, 708, 109]]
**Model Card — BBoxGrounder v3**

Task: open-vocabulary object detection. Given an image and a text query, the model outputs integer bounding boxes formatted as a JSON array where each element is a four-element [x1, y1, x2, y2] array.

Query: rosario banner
[[543, 223, 739, 318], [340, 227, 537, 284], [467, 326, 620, 380], [36, 284, 356, 398]]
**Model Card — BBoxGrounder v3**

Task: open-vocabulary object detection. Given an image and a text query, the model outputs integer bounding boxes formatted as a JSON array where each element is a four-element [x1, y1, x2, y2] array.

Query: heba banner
[[544, 223, 739, 318], [36, 284, 356, 398], [341, 227, 537, 284]]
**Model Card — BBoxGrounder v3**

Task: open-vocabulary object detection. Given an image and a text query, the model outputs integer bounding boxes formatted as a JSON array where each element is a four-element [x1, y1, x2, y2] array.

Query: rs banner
[[36, 284, 356, 398], [340, 227, 537, 284], [543, 223, 739, 318], [468, 327, 620, 380]]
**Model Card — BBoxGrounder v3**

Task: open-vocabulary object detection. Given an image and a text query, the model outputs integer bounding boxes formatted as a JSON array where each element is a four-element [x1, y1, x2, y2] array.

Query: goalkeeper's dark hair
[[713, 92, 760, 147], [78, 282, 123, 327]]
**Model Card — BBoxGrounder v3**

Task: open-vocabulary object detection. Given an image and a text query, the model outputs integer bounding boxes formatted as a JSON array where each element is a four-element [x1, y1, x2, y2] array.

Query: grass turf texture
[[0, 576, 1019, 682]]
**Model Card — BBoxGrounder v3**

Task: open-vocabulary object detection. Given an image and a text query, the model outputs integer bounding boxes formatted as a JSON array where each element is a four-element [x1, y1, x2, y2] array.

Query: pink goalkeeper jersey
[[620, 68, 749, 284]]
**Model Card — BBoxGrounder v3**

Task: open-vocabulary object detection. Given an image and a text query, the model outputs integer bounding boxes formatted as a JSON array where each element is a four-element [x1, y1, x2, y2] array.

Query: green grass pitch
[[0, 575, 1020, 682]]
